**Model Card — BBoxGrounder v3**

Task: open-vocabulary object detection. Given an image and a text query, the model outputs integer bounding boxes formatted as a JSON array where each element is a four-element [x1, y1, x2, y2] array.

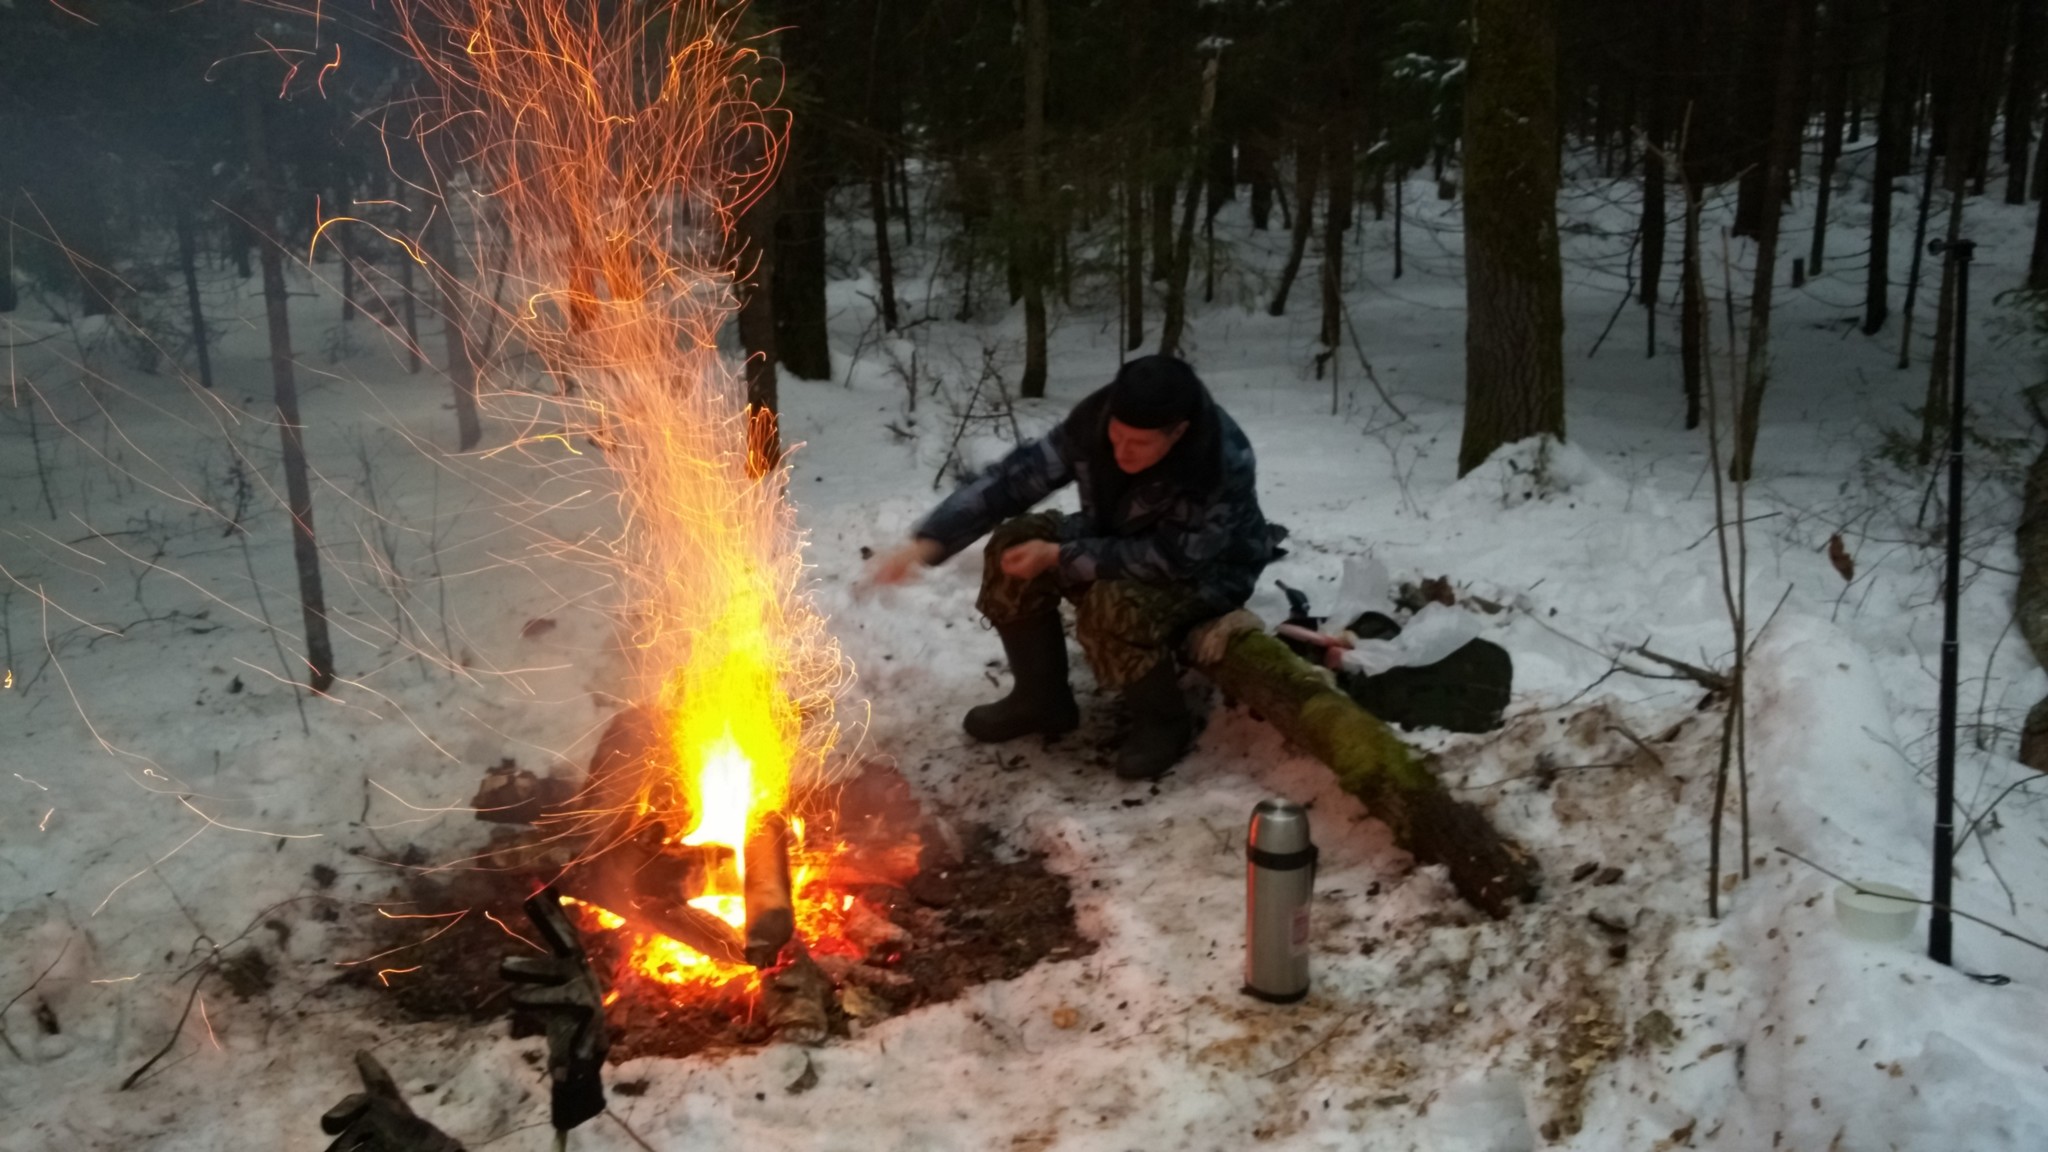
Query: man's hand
[[868, 538, 944, 586], [999, 539, 1062, 581]]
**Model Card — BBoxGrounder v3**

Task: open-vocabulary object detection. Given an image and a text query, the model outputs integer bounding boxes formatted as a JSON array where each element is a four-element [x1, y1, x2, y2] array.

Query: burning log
[[743, 813, 795, 967], [1195, 628, 1538, 918]]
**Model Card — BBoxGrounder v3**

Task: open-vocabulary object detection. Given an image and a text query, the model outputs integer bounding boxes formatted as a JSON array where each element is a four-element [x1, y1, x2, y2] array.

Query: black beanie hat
[[1108, 355, 1202, 430]]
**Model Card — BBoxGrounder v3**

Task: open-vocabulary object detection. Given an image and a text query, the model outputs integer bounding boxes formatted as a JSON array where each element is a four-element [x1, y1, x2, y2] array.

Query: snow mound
[[1436, 435, 1628, 513]]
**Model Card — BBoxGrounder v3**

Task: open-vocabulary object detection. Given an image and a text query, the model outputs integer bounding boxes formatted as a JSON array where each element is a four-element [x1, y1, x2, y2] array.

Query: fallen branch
[[1197, 629, 1538, 918], [120, 962, 213, 1090], [0, 938, 71, 1061], [1627, 645, 1729, 694]]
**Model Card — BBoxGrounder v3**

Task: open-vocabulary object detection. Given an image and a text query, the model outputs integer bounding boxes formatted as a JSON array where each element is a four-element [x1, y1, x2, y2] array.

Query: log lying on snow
[[1195, 629, 1539, 918]]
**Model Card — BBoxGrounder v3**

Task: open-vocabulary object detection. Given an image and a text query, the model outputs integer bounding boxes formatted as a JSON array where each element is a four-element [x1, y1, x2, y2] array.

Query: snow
[[5, 166, 2048, 1151]]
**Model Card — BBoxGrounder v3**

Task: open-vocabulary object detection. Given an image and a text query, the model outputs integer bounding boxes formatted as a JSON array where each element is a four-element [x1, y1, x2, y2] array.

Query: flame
[[386, 1, 859, 987]]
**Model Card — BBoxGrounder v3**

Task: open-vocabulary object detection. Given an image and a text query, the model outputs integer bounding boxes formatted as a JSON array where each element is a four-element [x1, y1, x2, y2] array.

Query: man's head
[[1106, 355, 1202, 474]]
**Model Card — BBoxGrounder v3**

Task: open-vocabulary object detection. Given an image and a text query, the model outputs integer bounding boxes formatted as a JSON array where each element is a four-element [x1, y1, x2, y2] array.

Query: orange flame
[[386, 0, 855, 979]]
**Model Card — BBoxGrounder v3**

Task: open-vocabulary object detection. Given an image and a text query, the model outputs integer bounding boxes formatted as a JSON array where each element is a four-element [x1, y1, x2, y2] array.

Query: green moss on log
[[1202, 630, 1539, 918]]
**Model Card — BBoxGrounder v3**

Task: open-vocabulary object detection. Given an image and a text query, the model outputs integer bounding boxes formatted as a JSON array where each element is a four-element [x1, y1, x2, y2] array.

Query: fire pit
[[348, 721, 1092, 1063]]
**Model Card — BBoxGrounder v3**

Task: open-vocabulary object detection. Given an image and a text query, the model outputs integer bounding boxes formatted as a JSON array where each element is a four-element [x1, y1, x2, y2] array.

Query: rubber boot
[[1116, 659, 1193, 780], [963, 615, 1080, 743]]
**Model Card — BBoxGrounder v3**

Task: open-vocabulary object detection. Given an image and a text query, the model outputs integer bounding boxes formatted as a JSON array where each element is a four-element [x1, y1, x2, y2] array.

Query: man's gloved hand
[[321, 1051, 465, 1152], [1186, 608, 1266, 666], [503, 887, 610, 1132]]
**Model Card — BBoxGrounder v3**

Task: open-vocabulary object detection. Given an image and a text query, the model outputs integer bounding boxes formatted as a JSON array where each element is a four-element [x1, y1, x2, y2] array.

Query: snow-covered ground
[[5, 164, 2048, 1151]]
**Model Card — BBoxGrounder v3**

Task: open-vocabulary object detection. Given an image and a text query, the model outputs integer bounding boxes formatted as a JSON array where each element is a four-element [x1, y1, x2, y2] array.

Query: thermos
[[1244, 798, 1316, 1002]]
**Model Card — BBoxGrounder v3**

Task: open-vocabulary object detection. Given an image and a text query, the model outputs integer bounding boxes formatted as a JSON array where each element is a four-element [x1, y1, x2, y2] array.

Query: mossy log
[[1198, 629, 1539, 918]]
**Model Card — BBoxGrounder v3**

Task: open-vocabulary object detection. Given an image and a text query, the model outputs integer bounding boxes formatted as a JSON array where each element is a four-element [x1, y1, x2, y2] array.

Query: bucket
[[1833, 881, 1921, 943]]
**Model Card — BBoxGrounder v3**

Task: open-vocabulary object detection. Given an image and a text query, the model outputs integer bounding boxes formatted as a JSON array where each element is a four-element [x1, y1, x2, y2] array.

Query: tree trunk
[[1730, 0, 1814, 483], [1897, 109, 1939, 370], [1318, 127, 1354, 353], [868, 156, 899, 333], [0, 213, 14, 314], [399, 237, 421, 375], [1681, 185, 1704, 430], [2015, 443, 2048, 771], [1124, 160, 1146, 351], [1159, 58, 1218, 360], [1810, 0, 1850, 275], [2010, 0, 2043, 203], [425, 205, 482, 452], [1921, 0, 2001, 463], [1150, 178, 1175, 283], [1267, 134, 1319, 317], [1018, 0, 1050, 399], [1458, 0, 1566, 477], [735, 185, 780, 463], [1393, 169, 1406, 279], [1245, 136, 1275, 230], [1198, 630, 1538, 919], [1866, 0, 1922, 334], [244, 93, 335, 694], [175, 203, 214, 390], [773, 127, 832, 382]]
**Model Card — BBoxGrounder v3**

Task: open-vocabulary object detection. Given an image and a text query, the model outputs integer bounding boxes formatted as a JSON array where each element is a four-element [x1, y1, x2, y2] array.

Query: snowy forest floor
[[5, 163, 2048, 1151]]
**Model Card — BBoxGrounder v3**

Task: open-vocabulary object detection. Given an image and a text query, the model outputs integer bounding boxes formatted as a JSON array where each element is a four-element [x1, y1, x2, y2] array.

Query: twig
[[120, 963, 213, 1090], [1339, 300, 1408, 422], [0, 938, 71, 1061], [1952, 773, 2043, 857], [1258, 1010, 1362, 1078], [1629, 645, 1729, 693], [1775, 848, 2048, 955], [1606, 723, 1666, 768], [606, 1110, 660, 1152]]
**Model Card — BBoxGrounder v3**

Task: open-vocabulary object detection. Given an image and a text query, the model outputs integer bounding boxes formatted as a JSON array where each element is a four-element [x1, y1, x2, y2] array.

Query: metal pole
[[1927, 236, 1974, 967]]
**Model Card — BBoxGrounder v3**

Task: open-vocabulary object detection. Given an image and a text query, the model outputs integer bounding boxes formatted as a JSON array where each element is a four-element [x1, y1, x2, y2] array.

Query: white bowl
[[1833, 881, 1921, 942]]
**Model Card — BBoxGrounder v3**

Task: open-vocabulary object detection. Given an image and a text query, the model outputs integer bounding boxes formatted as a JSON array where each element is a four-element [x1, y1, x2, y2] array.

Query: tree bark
[[2009, 0, 2043, 204], [2016, 443, 2048, 771], [1458, 0, 1566, 477], [1150, 178, 1175, 283], [773, 127, 832, 382], [1731, 0, 1814, 483], [1866, 0, 1922, 334], [1018, 0, 1050, 398], [1267, 133, 1318, 317], [0, 213, 15, 314], [1810, 0, 1851, 276], [1318, 126, 1354, 353], [1159, 58, 1218, 360], [175, 203, 214, 390], [1244, 136, 1275, 230], [244, 92, 335, 694], [1199, 631, 1538, 919], [1681, 184, 1705, 430], [735, 186, 780, 465], [1124, 160, 1146, 350], [424, 204, 482, 452]]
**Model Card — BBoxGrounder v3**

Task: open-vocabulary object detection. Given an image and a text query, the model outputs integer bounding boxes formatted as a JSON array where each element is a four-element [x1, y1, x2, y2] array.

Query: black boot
[[963, 615, 1080, 743], [1116, 659, 1193, 780]]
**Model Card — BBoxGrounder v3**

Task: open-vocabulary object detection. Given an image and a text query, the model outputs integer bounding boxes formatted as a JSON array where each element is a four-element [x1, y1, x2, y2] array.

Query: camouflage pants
[[976, 512, 1219, 690]]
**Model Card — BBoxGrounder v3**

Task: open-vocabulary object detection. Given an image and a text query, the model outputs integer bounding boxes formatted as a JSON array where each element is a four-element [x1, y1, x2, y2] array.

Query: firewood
[[743, 814, 795, 967]]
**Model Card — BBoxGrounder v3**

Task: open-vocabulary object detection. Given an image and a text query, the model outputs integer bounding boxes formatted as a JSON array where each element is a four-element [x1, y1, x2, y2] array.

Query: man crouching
[[871, 355, 1285, 780]]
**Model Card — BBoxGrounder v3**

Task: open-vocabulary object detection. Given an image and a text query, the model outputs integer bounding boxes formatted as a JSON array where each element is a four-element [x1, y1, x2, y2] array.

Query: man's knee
[[1075, 581, 1176, 647], [983, 511, 1063, 560]]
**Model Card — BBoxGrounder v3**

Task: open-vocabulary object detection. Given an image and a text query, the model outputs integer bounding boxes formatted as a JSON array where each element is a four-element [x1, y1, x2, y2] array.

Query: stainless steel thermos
[[1244, 798, 1316, 1002]]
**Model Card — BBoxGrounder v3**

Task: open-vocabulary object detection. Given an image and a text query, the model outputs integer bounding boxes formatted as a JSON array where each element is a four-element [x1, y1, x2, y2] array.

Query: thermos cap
[[1247, 798, 1311, 855]]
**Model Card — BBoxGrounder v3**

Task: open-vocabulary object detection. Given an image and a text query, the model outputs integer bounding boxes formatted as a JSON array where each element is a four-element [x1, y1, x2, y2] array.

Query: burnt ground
[[336, 821, 1095, 1063]]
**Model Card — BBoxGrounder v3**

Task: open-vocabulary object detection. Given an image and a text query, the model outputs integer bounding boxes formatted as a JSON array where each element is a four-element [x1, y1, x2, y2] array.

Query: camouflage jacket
[[915, 382, 1286, 611]]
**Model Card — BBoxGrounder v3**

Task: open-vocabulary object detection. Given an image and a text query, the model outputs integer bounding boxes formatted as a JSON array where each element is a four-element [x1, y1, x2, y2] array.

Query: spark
[[485, 911, 544, 952], [317, 43, 341, 99], [14, 774, 46, 790], [45, 0, 97, 26], [377, 966, 422, 986], [38, 808, 53, 832], [177, 796, 321, 840], [198, 996, 221, 1050], [94, 824, 206, 916], [90, 974, 143, 984]]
